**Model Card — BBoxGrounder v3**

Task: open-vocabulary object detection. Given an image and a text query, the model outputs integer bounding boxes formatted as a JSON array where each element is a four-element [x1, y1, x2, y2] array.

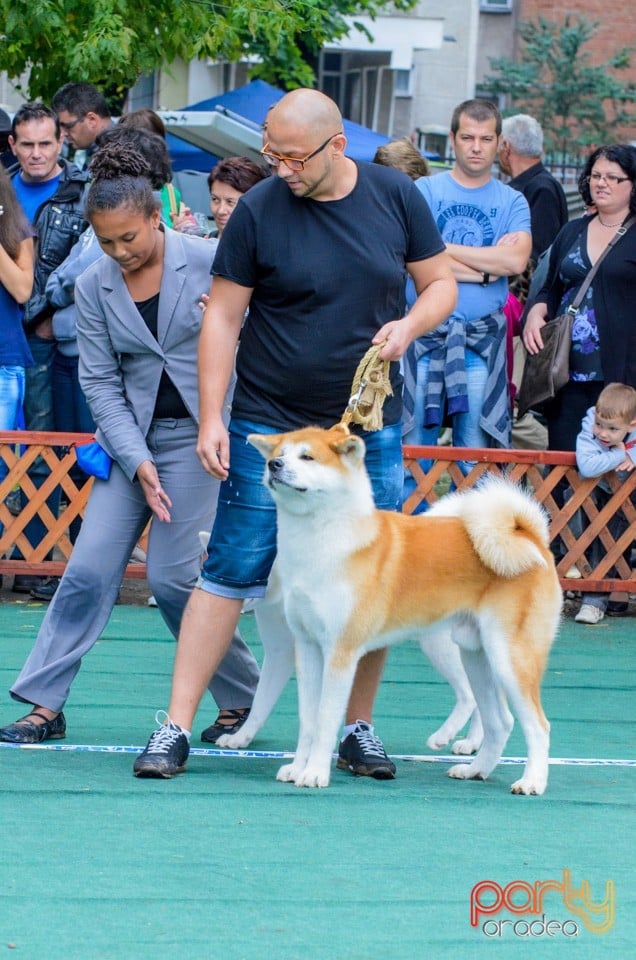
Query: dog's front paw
[[510, 776, 547, 796], [276, 762, 303, 783], [216, 726, 254, 749], [294, 765, 331, 789], [447, 762, 486, 781]]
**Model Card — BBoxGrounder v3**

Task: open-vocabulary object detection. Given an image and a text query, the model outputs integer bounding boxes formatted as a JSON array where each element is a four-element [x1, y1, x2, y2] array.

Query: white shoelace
[[353, 724, 386, 758], [147, 710, 184, 754]]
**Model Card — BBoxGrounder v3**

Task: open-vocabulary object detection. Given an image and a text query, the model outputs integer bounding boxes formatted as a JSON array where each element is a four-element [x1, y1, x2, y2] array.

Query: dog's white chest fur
[[275, 515, 357, 647]]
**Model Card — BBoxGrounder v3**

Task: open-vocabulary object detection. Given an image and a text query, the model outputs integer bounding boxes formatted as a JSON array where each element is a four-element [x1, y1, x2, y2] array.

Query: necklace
[[597, 216, 625, 228]]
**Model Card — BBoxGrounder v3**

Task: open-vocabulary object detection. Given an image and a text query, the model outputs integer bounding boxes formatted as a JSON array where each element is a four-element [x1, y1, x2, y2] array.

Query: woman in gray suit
[[0, 142, 259, 745]]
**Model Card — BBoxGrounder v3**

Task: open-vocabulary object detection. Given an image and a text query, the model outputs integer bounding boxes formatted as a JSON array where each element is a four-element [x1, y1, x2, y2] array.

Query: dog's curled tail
[[428, 476, 550, 578]]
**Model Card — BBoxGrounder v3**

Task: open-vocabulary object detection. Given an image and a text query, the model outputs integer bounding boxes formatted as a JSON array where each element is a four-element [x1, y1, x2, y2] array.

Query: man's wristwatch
[[480, 272, 490, 286]]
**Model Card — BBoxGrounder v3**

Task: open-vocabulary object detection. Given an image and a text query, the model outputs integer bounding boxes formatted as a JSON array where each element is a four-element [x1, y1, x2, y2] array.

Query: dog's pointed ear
[[331, 433, 366, 464], [248, 433, 282, 459]]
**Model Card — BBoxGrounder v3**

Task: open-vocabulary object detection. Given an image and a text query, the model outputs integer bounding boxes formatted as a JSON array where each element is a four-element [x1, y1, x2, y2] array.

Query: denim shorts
[[199, 417, 403, 598]]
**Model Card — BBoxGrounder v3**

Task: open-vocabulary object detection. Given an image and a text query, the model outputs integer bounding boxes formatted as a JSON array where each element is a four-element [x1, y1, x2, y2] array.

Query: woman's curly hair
[[86, 139, 159, 220]]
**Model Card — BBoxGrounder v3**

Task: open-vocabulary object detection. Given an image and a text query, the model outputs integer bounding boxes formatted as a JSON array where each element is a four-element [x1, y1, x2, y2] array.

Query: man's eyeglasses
[[586, 172, 631, 186], [59, 115, 85, 133], [260, 133, 342, 172]]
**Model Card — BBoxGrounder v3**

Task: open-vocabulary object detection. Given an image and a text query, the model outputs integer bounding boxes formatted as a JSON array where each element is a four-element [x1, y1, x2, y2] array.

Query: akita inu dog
[[248, 423, 562, 794]]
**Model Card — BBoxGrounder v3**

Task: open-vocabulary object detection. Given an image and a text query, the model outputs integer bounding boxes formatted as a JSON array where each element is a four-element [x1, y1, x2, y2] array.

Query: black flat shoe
[[201, 708, 250, 743], [0, 710, 66, 743]]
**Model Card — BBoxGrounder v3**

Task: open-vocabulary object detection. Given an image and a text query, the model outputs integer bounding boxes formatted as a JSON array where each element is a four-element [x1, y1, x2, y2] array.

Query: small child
[[574, 382, 636, 624]]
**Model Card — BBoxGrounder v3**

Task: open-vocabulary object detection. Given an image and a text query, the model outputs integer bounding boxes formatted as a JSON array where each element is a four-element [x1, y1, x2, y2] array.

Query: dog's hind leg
[[446, 642, 514, 784], [505, 597, 559, 795], [217, 592, 295, 749], [498, 640, 552, 796], [420, 629, 481, 752], [505, 678, 550, 797]]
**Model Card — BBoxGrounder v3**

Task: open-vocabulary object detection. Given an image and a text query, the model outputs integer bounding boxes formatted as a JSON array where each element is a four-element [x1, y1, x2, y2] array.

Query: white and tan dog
[[247, 423, 562, 794]]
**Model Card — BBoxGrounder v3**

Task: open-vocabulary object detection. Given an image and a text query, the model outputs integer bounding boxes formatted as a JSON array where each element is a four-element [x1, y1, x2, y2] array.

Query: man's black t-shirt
[[212, 160, 445, 430]]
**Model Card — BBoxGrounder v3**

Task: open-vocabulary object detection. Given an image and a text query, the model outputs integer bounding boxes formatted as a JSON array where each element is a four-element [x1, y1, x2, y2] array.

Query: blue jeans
[[53, 352, 95, 434], [403, 347, 489, 510], [24, 335, 57, 434], [0, 365, 26, 532], [14, 336, 60, 559], [200, 418, 404, 598], [0, 364, 26, 433]]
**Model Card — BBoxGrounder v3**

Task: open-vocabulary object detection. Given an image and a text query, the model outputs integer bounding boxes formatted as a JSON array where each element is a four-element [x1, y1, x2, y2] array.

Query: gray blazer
[[76, 228, 218, 481]]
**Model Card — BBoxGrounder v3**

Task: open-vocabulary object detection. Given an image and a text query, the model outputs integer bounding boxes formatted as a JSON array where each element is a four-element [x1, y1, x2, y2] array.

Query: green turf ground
[[1, 603, 634, 959]]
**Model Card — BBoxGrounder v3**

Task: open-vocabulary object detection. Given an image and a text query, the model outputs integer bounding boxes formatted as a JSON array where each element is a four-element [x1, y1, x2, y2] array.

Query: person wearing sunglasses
[[134, 87, 457, 780], [51, 82, 114, 168], [523, 143, 636, 453]]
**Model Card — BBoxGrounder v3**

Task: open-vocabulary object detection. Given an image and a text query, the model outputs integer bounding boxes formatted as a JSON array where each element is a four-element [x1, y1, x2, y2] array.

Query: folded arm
[[445, 231, 532, 279]]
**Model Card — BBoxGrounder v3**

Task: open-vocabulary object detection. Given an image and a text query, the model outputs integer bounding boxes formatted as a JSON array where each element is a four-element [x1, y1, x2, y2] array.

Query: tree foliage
[[0, 0, 415, 104], [484, 16, 636, 159]]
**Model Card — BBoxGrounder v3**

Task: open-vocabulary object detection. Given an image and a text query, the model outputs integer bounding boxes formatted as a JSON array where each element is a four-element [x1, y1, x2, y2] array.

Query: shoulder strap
[[569, 215, 636, 313]]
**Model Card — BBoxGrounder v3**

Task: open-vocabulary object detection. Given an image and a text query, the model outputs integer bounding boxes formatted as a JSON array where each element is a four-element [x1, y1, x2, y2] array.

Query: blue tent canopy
[[167, 79, 391, 172]]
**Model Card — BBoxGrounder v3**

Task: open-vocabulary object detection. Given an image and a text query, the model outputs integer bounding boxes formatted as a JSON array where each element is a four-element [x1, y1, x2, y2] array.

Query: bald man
[[135, 88, 457, 780]]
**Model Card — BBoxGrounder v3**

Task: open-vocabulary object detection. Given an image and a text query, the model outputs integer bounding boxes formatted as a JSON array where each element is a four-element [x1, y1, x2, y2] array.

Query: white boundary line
[[1, 742, 635, 766]]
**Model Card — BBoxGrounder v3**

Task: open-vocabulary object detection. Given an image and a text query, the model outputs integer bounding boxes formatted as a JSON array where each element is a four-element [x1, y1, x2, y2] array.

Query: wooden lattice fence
[[403, 445, 635, 594], [0, 433, 633, 593]]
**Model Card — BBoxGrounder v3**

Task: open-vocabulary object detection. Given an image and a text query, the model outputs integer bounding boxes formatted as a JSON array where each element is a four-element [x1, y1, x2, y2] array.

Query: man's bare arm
[[197, 277, 253, 478]]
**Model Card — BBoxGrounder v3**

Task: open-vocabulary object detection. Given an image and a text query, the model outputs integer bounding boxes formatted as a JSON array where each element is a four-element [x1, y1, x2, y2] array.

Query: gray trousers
[[10, 418, 259, 713]]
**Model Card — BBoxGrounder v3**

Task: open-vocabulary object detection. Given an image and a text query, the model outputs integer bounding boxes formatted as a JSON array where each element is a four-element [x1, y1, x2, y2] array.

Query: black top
[[136, 293, 190, 420], [213, 161, 445, 430], [508, 161, 569, 261]]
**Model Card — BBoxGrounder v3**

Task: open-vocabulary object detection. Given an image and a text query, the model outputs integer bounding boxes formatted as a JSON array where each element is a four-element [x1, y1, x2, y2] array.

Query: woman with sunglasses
[[523, 143, 636, 450]]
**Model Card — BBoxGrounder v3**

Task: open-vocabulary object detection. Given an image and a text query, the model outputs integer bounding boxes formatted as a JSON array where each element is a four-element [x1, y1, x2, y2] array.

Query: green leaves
[[484, 16, 636, 160], [0, 0, 416, 100]]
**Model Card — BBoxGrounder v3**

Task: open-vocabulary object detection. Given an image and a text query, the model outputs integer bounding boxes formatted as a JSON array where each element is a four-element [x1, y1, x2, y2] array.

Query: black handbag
[[517, 217, 635, 419]]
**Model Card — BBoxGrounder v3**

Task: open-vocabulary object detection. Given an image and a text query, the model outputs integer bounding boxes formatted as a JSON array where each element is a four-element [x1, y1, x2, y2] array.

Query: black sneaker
[[337, 721, 396, 780], [30, 577, 60, 602], [133, 712, 189, 778]]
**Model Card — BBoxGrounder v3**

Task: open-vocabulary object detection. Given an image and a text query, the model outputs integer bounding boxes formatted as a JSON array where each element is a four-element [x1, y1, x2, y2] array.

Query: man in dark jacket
[[499, 114, 568, 263], [8, 102, 88, 597]]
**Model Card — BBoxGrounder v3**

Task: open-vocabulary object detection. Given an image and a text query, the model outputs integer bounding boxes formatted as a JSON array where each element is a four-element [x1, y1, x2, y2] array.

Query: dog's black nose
[[268, 457, 284, 475]]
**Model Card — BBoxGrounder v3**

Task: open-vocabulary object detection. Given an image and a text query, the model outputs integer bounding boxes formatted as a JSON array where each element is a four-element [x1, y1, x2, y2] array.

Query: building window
[[479, 0, 513, 12], [394, 69, 412, 98]]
